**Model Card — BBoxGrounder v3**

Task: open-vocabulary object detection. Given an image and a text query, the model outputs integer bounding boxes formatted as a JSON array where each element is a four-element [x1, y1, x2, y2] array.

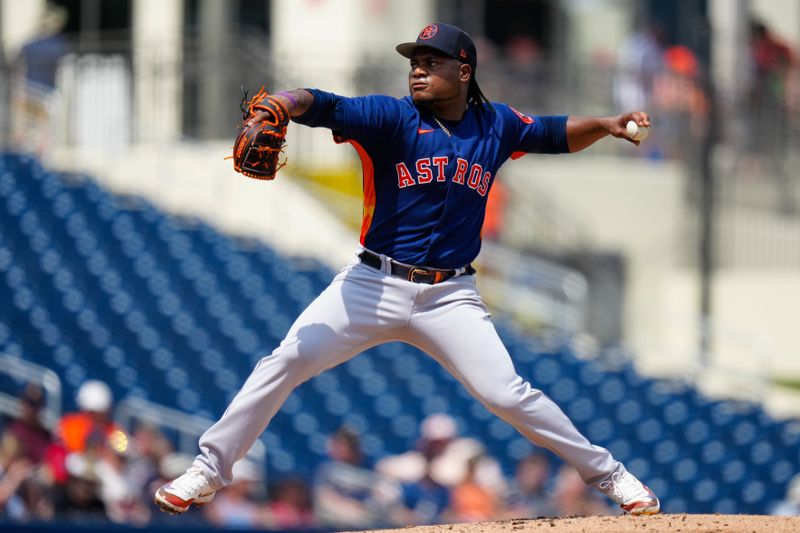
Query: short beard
[[411, 92, 435, 105], [411, 93, 456, 108]]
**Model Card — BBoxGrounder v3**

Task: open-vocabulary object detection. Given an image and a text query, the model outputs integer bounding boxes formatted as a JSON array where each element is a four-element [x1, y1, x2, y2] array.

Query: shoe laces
[[171, 467, 212, 496], [598, 470, 645, 504]]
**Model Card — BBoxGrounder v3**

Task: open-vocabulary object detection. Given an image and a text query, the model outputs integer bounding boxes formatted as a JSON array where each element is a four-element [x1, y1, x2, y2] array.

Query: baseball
[[626, 120, 649, 142]]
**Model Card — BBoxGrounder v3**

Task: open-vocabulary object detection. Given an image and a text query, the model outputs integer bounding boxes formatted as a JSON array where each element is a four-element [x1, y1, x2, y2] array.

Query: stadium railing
[[114, 395, 267, 472], [0, 353, 62, 429]]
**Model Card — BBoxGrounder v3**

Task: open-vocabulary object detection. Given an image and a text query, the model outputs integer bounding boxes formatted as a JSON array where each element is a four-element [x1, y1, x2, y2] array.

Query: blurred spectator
[[147, 452, 194, 503], [377, 413, 457, 483], [91, 431, 150, 525], [500, 29, 548, 111], [551, 465, 613, 517], [49, 380, 144, 523], [58, 380, 121, 454], [449, 455, 501, 523], [13, 3, 68, 155], [393, 463, 450, 525], [18, 4, 68, 91], [265, 476, 317, 529], [663, 45, 700, 78], [378, 413, 506, 494], [42, 437, 69, 486], [126, 425, 173, 504], [505, 34, 543, 68], [750, 19, 794, 101], [0, 430, 34, 521], [504, 452, 557, 518], [6, 383, 53, 464], [771, 473, 800, 516], [483, 179, 508, 241], [748, 18, 796, 213], [204, 459, 266, 528], [1, 385, 57, 522], [652, 44, 709, 160], [614, 24, 665, 112], [313, 426, 400, 529], [54, 452, 106, 522]]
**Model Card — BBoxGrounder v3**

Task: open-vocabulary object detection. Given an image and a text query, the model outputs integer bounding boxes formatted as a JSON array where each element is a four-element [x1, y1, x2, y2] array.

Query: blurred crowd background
[[1, 0, 800, 530], [0, 380, 625, 528]]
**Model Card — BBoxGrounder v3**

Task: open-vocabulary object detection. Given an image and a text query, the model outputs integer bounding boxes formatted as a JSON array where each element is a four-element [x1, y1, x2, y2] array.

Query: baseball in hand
[[626, 120, 650, 142]]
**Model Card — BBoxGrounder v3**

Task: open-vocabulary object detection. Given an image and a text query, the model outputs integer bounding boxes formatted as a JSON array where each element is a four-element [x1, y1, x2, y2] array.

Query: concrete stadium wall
[[50, 142, 359, 270]]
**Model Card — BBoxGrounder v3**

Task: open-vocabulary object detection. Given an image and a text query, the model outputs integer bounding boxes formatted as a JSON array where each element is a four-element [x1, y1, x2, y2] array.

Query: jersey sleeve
[[292, 89, 404, 143], [496, 103, 569, 157]]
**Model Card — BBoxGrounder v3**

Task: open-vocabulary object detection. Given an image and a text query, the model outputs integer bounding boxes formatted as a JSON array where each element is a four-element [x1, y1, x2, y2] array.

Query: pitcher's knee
[[482, 391, 524, 415], [480, 378, 541, 416]]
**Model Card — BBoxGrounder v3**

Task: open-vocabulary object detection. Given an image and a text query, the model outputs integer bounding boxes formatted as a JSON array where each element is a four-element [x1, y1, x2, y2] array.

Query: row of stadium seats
[[1, 153, 798, 515]]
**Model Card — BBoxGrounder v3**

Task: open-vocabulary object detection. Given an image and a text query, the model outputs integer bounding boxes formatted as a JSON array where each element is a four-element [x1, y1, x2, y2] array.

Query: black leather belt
[[358, 249, 475, 284]]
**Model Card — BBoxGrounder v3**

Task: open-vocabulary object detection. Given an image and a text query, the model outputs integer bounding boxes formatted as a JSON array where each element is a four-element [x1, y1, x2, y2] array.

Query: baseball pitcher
[[155, 23, 659, 517]]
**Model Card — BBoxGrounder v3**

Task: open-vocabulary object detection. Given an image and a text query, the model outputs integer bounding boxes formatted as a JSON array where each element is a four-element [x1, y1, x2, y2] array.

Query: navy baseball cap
[[396, 23, 477, 71]]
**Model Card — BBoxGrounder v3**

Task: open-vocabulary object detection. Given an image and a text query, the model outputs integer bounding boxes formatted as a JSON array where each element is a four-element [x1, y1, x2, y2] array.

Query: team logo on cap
[[419, 24, 438, 40], [509, 106, 534, 124]]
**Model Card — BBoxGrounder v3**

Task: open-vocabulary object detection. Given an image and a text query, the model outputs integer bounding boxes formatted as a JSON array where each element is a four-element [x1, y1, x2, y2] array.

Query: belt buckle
[[408, 267, 431, 283]]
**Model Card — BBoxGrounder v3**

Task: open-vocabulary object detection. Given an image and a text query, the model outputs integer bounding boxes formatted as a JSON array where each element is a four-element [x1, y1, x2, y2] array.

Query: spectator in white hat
[[57, 380, 122, 454], [377, 413, 505, 491]]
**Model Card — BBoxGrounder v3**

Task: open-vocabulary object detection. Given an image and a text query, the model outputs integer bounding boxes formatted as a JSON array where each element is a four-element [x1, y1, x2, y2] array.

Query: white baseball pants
[[194, 252, 619, 489]]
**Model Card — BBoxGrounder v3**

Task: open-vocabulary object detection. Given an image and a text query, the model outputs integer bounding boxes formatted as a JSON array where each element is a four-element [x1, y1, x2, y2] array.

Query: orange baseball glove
[[231, 87, 289, 180]]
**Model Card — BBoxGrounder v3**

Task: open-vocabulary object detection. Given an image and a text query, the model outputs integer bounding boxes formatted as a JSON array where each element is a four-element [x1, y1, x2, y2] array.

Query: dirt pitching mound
[[366, 514, 799, 533]]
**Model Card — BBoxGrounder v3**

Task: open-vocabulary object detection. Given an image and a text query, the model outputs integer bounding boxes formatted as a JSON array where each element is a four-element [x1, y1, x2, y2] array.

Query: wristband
[[276, 91, 298, 108]]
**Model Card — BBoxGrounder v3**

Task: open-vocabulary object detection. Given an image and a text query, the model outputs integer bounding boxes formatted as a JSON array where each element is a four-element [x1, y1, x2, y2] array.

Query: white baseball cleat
[[595, 466, 660, 515], [154, 466, 216, 514]]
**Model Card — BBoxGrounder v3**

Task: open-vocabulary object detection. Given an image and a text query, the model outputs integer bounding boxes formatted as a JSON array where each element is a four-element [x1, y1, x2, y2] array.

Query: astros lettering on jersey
[[294, 91, 568, 269]]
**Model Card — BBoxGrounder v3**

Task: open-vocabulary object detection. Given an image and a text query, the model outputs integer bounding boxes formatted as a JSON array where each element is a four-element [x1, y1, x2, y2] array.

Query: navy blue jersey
[[293, 90, 568, 269]]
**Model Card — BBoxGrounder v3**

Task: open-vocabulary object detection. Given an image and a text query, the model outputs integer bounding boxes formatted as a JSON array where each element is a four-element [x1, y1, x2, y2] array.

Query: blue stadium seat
[[635, 417, 664, 444], [625, 456, 652, 479], [683, 419, 711, 445], [662, 399, 690, 426], [713, 497, 739, 515], [700, 439, 727, 465], [653, 439, 680, 465], [550, 377, 578, 403], [692, 477, 720, 504], [721, 459, 747, 484], [731, 420, 758, 446], [769, 459, 795, 485]]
